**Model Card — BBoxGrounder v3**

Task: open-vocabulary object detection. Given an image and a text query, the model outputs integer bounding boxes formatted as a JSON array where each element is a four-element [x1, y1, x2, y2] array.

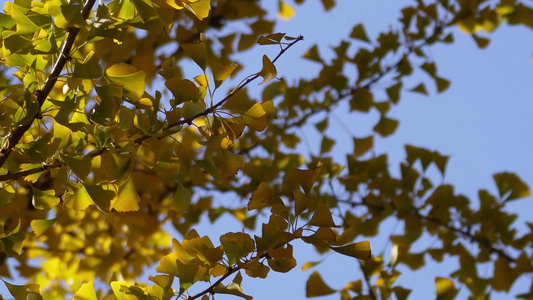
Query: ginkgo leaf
[[239, 103, 267, 131], [267, 244, 297, 273], [30, 218, 57, 236], [240, 257, 269, 278], [350, 24, 370, 42], [61, 154, 91, 180], [170, 180, 191, 212], [180, 34, 207, 70], [257, 55, 277, 85], [2, 280, 41, 300], [373, 116, 399, 137], [294, 189, 312, 215], [64, 183, 94, 211], [248, 182, 284, 210], [47, 4, 86, 28], [353, 135, 373, 157], [435, 277, 458, 300], [220, 232, 255, 265], [31, 187, 60, 210], [0, 232, 25, 256], [73, 282, 98, 300], [300, 259, 325, 271], [10, 4, 39, 35], [213, 272, 253, 300], [277, 0, 295, 21], [410, 83, 428, 95], [111, 177, 140, 212], [309, 198, 336, 227], [105, 63, 146, 101], [330, 241, 372, 260], [435, 77, 451, 93], [165, 78, 199, 104], [303, 45, 323, 63], [211, 62, 238, 88], [291, 163, 323, 194], [257, 33, 286, 45], [493, 172, 530, 202], [306, 271, 336, 297], [186, 0, 211, 20]]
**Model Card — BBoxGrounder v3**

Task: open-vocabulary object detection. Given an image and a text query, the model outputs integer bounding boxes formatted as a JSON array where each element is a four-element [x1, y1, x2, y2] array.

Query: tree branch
[[0, 0, 97, 169]]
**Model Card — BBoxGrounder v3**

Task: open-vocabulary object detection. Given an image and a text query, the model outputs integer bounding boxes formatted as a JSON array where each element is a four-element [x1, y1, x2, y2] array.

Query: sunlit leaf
[[10, 5, 39, 35], [48, 4, 86, 28], [111, 177, 140, 212], [30, 218, 57, 237], [239, 103, 267, 131], [277, 0, 295, 21], [257, 55, 277, 85], [300, 259, 325, 271], [31, 187, 60, 210], [330, 241, 371, 260], [435, 277, 458, 300], [105, 63, 146, 101], [306, 271, 336, 297], [73, 282, 98, 300]]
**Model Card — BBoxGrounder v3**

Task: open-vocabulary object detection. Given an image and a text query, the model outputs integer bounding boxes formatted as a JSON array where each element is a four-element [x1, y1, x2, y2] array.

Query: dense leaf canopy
[[0, 0, 532, 299]]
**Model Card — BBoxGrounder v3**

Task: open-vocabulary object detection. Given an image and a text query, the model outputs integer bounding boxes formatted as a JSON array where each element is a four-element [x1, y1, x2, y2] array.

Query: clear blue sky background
[[2, 0, 533, 299]]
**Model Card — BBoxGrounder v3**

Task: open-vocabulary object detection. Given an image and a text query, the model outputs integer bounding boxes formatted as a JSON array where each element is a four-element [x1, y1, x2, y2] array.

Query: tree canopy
[[0, 0, 533, 299]]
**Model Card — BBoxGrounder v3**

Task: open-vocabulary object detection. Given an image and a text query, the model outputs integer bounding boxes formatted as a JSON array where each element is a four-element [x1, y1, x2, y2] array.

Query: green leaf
[[257, 55, 277, 85], [248, 182, 284, 210], [61, 154, 91, 180], [373, 116, 399, 137], [350, 24, 370, 42], [47, 4, 86, 28], [493, 172, 530, 202], [10, 4, 39, 35], [30, 218, 57, 236], [330, 241, 372, 260], [306, 271, 336, 297], [64, 182, 94, 211], [73, 51, 103, 79], [0, 232, 26, 256]]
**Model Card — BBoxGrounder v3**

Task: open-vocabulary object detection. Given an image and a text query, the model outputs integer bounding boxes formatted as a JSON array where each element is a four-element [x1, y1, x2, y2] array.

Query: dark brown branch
[[0, 0, 97, 169]]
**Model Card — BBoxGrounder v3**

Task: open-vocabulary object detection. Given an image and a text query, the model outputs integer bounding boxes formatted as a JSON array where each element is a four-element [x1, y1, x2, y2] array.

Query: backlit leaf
[[239, 103, 267, 131], [73, 282, 98, 300], [278, 0, 295, 21], [186, 0, 211, 20], [111, 177, 140, 212], [48, 4, 86, 28], [30, 218, 57, 236], [2, 281, 41, 300], [257, 55, 277, 85], [220, 232, 255, 265], [212, 62, 238, 88], [330, 241, 371, 260], [106, 63, 146, 101], [306, 271, 336, 297], [10, 5, 39, 35], [0, 232, 25, 256], [63, 182, 94, 211], [32, 187, 60, 210], [435, 277, 458, 300]]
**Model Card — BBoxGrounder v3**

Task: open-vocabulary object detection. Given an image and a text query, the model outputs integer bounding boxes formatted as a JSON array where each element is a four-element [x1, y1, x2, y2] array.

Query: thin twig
[[0, 0, 97, 169]]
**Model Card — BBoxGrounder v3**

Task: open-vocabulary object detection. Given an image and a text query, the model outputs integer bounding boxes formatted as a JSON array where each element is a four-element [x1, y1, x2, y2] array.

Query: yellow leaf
[[10, 4, 39, 35], [186, 0, 211, 20], [111, 177, 140, 212], [73, 282, 98, 300], [300, 259, 324, 271], [31, 187, 60, 210], [277, 0, 295, 21], [330, 241, 372, 260], [220, 232, 255, 265], [261, 100, 276, 118], [239, 103, 267, 131], [435, 277, 458, 300], [248, 182, 284, 210], [211, 62, 238, 88], [306, 271, 336, 297], [106, 63, 146, 101], [257, 55, 277, 85], [30, 218, 57, 236]]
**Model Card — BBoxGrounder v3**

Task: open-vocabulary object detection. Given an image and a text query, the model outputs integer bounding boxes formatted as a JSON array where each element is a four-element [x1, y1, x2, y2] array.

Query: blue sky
[[2, 0, 533, 299]]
